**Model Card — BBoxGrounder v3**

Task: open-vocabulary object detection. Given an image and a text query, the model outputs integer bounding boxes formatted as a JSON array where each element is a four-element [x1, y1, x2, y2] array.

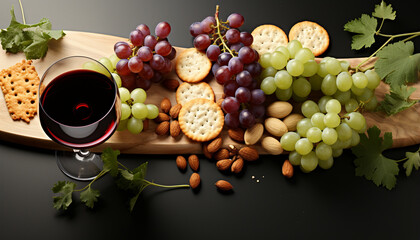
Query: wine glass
[[38, 56, 121, 181]]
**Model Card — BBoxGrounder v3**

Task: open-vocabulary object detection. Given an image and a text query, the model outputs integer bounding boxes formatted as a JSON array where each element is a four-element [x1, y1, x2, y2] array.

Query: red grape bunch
[[190, 6, 264, 129], [114, 22, 176, 91]]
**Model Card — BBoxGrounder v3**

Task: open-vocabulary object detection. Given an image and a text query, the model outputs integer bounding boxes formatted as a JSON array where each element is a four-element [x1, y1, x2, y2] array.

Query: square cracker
[[0, 60, 40, 123]]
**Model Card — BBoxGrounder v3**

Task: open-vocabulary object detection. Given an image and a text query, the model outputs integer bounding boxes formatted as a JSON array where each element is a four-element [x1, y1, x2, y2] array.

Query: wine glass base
[[56, 150, 103, 181]]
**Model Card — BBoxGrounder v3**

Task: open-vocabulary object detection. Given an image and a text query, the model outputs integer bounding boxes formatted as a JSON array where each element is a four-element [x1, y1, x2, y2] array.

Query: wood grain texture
[[0, 31, 418, 154]]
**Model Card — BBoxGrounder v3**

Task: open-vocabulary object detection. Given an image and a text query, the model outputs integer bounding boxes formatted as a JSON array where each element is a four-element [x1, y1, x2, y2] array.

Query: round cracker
[[178, 98, 224, 142], [176, 82, 215, 105], [251, 24, 288, 55], [288, 21, 329, 56], [175, 48, 211, 83]]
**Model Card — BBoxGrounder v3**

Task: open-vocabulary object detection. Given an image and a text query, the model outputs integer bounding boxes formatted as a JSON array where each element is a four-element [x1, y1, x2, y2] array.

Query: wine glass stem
[[74, 149, 94, 161]]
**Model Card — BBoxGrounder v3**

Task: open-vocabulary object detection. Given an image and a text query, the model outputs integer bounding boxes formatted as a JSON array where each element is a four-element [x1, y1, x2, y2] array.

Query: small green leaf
[[375, 41, 420, 89], [372, 1, 396, 20], [352, 126, 399, 190], [377, 86, 418, 115], [403, 148, 420, 176], [52, 181, 76, 210], [101, 148, 120, 177], [80, 186, 100, 209], [344, 14, 377, 50], [133, 162, 148, 179]]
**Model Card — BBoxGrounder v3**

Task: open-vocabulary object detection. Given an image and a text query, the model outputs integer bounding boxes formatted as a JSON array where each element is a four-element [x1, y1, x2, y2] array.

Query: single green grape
[[275, 87, 293, 101], [352, 72, 368, 89], [146, 104, 159, 119], [315, 142, 332, 161], [131, 88, 147, 103], [336, 71, 352, 92], [260, 76, 277, 95], [292, 77, 311, 98], [324, 113, 340, 128], [318, 95, 333, 113], [333, 90, 351, 105], [302, 59, 319, 77], [260, 66, 277, 79], [112, 73, 122, 88], [301, 100, 320, 118], [336, 122, 352, 141], [318, 156, 334, 170], [275, 46, 290, 60], [364, 96, 378, 111], [306, 127, 322, 143], [127, 117, 144, 134], [300, 151, 318, 172], [274, 70, 293, 89], [340, 60, 350, 72], [131, 102, 148, 119], [308, 74, 323, 91], [325, 99, 341, 114], [295, 138, 313, 156], [98, 57, 113, 73], [287, 39, 302, 58], [117, 119, 128, 131], [317, 62, 329, 78], [121, 103, 131, 120], [356, 88, 373, 102], [350, 130, 361, 147], [259, 52, 272, 69], [296, 118, 312, 138], [332, 148, 343, 158], [286, 59, 304, 77], [321, 74, 337, 96], [311, 112, 326, 130], [294, 47, 314, 64], [344, 112, 366, 131], [321, 127, 338, 145], [270, 51, 287, 70], [280, 132, 301, 151], [109, 53, 120, 71], [325, 58, 341, 75], [83, 61, 109, 76], [289, 151, 302, 166], [365, 69, 381, 90], [119, 87, 131, 103], [345, 98, 359, 112]]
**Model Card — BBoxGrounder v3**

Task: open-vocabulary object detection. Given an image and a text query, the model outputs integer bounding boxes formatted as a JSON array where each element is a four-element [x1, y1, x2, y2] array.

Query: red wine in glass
[[39, 56, 120, 181]]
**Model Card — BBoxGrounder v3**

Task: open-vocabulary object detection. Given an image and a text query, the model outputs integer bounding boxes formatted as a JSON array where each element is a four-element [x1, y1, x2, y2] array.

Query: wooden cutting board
[[0, 31, 419, 154]]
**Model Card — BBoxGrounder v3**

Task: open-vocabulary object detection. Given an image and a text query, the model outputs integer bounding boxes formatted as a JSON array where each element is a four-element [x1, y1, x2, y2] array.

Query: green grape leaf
[[0, 7, 65, 59], [375, 41, 420, 89], [80, 186, 100, 209], [352, 126, 399, 190], [372, 1, 396, 20], [101, 147, 120, 177], [377, 85, 418, 115], [403, 148, 420, 177], [344, 14, 378, 50], [52, 181, 76, 210]]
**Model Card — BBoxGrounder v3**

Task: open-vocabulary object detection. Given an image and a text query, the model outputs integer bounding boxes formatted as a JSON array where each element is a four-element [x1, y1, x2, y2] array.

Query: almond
[[228, 128, 245, 143], [231, 157, 244, 174], [282, 160, 294, 178], [162, 78, 180, 91], [188, 154, 200, 171], [227, 144, 239, 156], [213, 148, 230, 161], [239, 147, 259, 161], [155, 121, 170, 135], [264, 117, 288, 137], [207, 137, 222, 153], [202, 143, 213, 159], [176, 156, 187, 171], [160, 97, 171, 113], [216, 159, 233, 171], [154, 113, 170, 123], [215, 180, 233, 191], [283, 113, 304, 131], [189, 173, 201, 189], [244, 123, 264, 145], [170, 120, 181, 138], [169, 104, 182, 119], [261, 136, 283, 155], [267, 101, 293, 118]]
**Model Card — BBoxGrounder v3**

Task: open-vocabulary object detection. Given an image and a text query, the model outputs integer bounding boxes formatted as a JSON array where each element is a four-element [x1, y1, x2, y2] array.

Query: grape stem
[[355, 30, 420, 72], [213, 5, 235, 57]]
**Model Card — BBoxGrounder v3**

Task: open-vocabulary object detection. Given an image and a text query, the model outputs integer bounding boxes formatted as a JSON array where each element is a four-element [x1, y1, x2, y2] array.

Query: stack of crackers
[[0, 60, 40, 123]]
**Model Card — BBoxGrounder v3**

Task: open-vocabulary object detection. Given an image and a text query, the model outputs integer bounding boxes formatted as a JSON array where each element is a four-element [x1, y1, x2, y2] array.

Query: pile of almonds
[[155, 97, 183, 138]]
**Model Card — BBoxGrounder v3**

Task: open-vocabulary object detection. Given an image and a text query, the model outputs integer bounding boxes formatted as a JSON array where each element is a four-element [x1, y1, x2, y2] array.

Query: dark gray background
[[1, 0, 419, 239]]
